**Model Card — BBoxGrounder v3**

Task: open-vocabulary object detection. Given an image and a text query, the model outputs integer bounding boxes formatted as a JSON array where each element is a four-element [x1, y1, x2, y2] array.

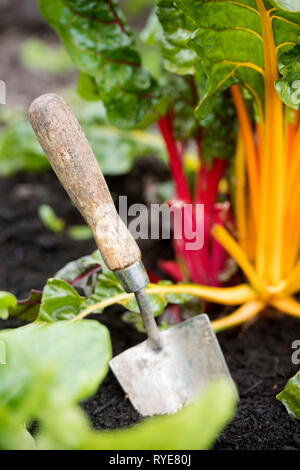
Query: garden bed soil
[[1, 168, 300, 450]]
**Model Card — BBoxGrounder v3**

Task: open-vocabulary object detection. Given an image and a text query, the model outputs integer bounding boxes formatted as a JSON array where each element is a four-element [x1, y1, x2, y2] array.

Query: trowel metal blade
[[109, 314, 234, 416]]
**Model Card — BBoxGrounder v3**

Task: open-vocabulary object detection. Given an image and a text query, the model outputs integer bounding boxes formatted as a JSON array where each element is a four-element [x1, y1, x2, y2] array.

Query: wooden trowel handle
[[29, 93, 140, 271]]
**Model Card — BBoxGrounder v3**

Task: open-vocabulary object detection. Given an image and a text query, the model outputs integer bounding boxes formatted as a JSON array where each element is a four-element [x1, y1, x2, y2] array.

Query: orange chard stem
[[283, 215, 300, 277], [286, 125, 300, 206], [255, 121, 263, 171], [283, 126, 300, 275], [234, 130, 248, 254], [283, 258, 300, 296], [231, 84, 259, 232]]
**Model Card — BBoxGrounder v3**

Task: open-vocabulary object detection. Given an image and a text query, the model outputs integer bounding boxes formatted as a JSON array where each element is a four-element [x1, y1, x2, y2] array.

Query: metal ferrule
[[114, 259, 149, 293]]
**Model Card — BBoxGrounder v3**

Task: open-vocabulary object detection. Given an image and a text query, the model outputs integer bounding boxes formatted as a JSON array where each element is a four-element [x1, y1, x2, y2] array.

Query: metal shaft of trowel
[[115, 260, 162, 350]]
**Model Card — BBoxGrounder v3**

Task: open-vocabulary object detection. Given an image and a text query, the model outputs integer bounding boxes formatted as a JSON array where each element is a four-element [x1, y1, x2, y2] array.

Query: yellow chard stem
[[143, 283, 257, 305], [212, 300, 265, 332], [270, 297, 300, 318], [256, 0, 285, 284], [212, 224, 265, 294], [71, 292, 133, 322], [72, 283, 257, 322]]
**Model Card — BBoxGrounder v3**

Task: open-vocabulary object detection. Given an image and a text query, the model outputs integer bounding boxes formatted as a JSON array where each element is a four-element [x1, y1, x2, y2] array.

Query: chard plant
[[161, 0, 300, 328], [0, 316, 236, 449], [15, 0, 297, 333], [37, 0, 237, 291], [0, 255, 236, 450]]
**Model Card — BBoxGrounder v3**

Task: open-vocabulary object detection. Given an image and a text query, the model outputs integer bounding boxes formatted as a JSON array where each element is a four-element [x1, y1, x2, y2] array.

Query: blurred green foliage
[[38, 204, 66, 234], [0, 90, 166, 178], [0, 110, 49, 177], [67, 225, 93, 241], [20, 38, 74, 74]]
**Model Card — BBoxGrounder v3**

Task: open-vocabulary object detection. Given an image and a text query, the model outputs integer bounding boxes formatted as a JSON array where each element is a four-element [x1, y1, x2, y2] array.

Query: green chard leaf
[[157, 0, 199, 75], [137, 8, 165, 81], [271, 0, 300, 11], [77, 72, 101, 102], [0, 320, 111, 450], [38, 279, 87, 322], [163, 73, 199, 139], [276, 45, 300, 109], [10, 290, 42, 323], [0, 323, 235, 450], [170, 0, 300, 118], [55, 250, 103, 281], [199, 91, 237, 161], [37, 378, 236, 450], [55, 250, 103, 297], [0, 292, 17, 320], [38, 0, 167, 129], [277, 370, 300, 419], [90, 271, 125, 305], [0, 321, 111, 406]]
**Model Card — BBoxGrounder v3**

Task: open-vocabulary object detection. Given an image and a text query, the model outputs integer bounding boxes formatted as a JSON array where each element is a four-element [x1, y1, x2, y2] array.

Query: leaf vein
[[199, 25, 263, 42], [270, 15, 300, 28], [276, 41, 297, 53], [207, 0, 259, 16], [215, 60, 264, 75], [60, 0, 123, 29], [68, 41, 140, 69]]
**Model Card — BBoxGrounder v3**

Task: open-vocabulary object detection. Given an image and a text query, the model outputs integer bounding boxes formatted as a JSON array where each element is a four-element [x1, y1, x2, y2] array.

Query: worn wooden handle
[[28, 93, 140, 271]]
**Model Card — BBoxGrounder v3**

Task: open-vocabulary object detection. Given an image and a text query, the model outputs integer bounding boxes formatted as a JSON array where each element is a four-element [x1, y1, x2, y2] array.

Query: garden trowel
[[29, 93, 234, 417]]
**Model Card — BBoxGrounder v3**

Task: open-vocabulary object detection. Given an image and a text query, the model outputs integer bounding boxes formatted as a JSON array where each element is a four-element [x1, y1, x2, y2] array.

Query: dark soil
[[0, 0, 46, 33], [1, 168, 300, 450], [215, 315, 300, 450], [0, 158, 171, 298], [0, 28, 77, 108]]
